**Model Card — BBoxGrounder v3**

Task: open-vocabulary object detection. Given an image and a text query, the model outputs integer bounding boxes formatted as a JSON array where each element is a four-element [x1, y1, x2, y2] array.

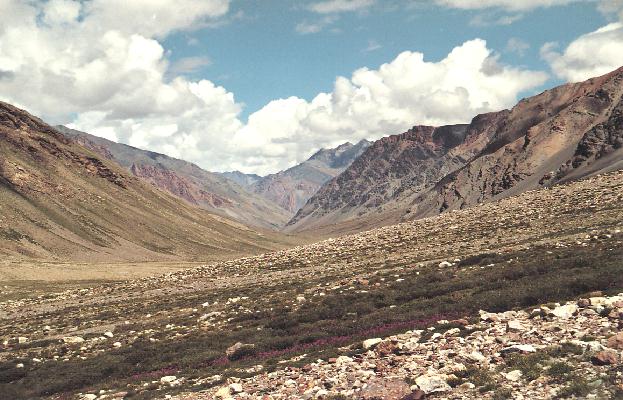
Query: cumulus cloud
[[541, 23, 623, 82], [434, 0, 580, 11], [0, 1, 548, 175], [229, 39, 548, 174]]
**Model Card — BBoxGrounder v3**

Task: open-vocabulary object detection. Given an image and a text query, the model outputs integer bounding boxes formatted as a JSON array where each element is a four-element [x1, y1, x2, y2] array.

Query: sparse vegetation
[[1, 172, 622, 399]]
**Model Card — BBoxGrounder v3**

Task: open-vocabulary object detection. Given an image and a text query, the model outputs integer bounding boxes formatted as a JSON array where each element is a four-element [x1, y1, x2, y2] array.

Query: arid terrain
[[2, 170, 622, 399]]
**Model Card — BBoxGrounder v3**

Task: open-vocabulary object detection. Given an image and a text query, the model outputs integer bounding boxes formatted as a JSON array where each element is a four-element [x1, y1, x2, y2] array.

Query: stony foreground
[[179, 294, 623, 399], [1, 171, 622, 399]]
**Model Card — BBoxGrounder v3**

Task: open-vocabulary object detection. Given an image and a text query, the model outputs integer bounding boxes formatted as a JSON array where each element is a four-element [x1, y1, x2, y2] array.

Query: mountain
[[287, 66, 623, 234], [248, 140, 371, 214], [0, 102, 292, 262], [218, 171, 262, 187], [56, 126, 291, 230]]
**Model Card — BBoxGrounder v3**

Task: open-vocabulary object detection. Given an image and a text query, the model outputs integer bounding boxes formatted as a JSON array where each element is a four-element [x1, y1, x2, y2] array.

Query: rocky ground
[[180, 294, 623, 400], [1, 171, 623, 399]]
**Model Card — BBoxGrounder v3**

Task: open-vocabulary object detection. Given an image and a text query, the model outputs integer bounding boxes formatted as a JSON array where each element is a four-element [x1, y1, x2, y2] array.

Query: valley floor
[[1, 171, 623, 399]]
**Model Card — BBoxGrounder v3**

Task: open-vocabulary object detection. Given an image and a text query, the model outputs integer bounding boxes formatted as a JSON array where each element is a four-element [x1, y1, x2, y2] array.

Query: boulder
[[468, 351, 486, 363], [215, 386, 232, 398], [506, 320, 525, 332], [505, 370, 523, 382], [551, 304, 578, 319], [438, 261, 453, 268], [363, 338, 383, 350], [607, 332, 623, 350], [226, 342, 255, 359], [415, 374, 451, 394], [160, 375, 177, 384], [591, 351, 619, 366], [375, 340, 399, 356], [360, 378, 411, 400], [229, 383, 243, 393]]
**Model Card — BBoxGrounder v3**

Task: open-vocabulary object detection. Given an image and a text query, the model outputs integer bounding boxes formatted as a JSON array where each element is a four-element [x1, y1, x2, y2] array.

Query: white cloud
[[541, 23, 623, 82], [506, 37, 530, 56], [598, 0, 623, 20], [363, 39, 382, 52], [295, 16, 339, 34], [0, 1, 548, 175], [469, 13, 523, 26], [308, 0, 376, 14], [169, 56, 212, 75], [229, 39, 548, 174], [435, 0, 581, 11]]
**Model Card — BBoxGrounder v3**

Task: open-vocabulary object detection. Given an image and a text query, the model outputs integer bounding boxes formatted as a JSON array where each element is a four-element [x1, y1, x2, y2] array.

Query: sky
[[0, 0, 622, 175]]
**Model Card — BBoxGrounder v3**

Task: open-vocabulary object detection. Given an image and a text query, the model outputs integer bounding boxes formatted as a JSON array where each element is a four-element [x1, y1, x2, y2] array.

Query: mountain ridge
[[248, 139, 372, 213], [287, 66, 623, 235], [0, 102, 292, 262], [55, 126, 291, 230]]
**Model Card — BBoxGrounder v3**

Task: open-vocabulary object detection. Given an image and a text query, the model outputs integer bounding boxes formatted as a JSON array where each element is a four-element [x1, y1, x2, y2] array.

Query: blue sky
[[1, 0, 622, 174], [163, 1, 607, 121]]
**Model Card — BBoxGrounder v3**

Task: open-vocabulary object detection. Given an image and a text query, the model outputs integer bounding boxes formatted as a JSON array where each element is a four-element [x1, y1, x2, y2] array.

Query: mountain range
[[231, 140, 371, 213], [1, 67, 622, 261], [286, 66, 623, 235], [0, 102, 292, 262]]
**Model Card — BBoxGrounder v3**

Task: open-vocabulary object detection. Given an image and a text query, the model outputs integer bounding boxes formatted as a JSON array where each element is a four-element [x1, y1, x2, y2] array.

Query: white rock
[[335, 356, 353, 366], [229, 383, 243, 393], [62, 336, 84, 344], [505, 370, 523, 382], [438, 261, 453, 268], [416, 374, 451, 394], [551, 304, 578, 319], [103, 331, 114, 338], [81, 395, 97, 400], [468, 351, 486, 362], [160, 376, 177, 384], [506, 320, 525, 332], [502, 344, 536, 354], [296, 296, 306, 303], [215, 386, 231, 398], [362, 338, 382, 350], [112, 342, 121, 348]]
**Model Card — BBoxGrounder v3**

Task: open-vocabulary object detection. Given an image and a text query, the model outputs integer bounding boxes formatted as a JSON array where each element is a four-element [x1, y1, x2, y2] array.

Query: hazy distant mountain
[[247, 140, 372, 214], [218, 171, 263, 187], [287, 66, 623, 235], [0, 102, 290, 261], [56, 126, 291, 230]]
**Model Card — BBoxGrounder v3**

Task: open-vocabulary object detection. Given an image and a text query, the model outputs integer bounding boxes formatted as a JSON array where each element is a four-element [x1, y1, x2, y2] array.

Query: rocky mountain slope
[[56, 127, 290, 230], [2, 170, 622, 399], [245, 140, 371, 214], [288, 66, 623, 235], [0, 102, 292, 262]]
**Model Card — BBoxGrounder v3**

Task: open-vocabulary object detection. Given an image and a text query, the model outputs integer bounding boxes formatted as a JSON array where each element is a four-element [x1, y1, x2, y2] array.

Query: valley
[[1, 170, 622, 399]]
